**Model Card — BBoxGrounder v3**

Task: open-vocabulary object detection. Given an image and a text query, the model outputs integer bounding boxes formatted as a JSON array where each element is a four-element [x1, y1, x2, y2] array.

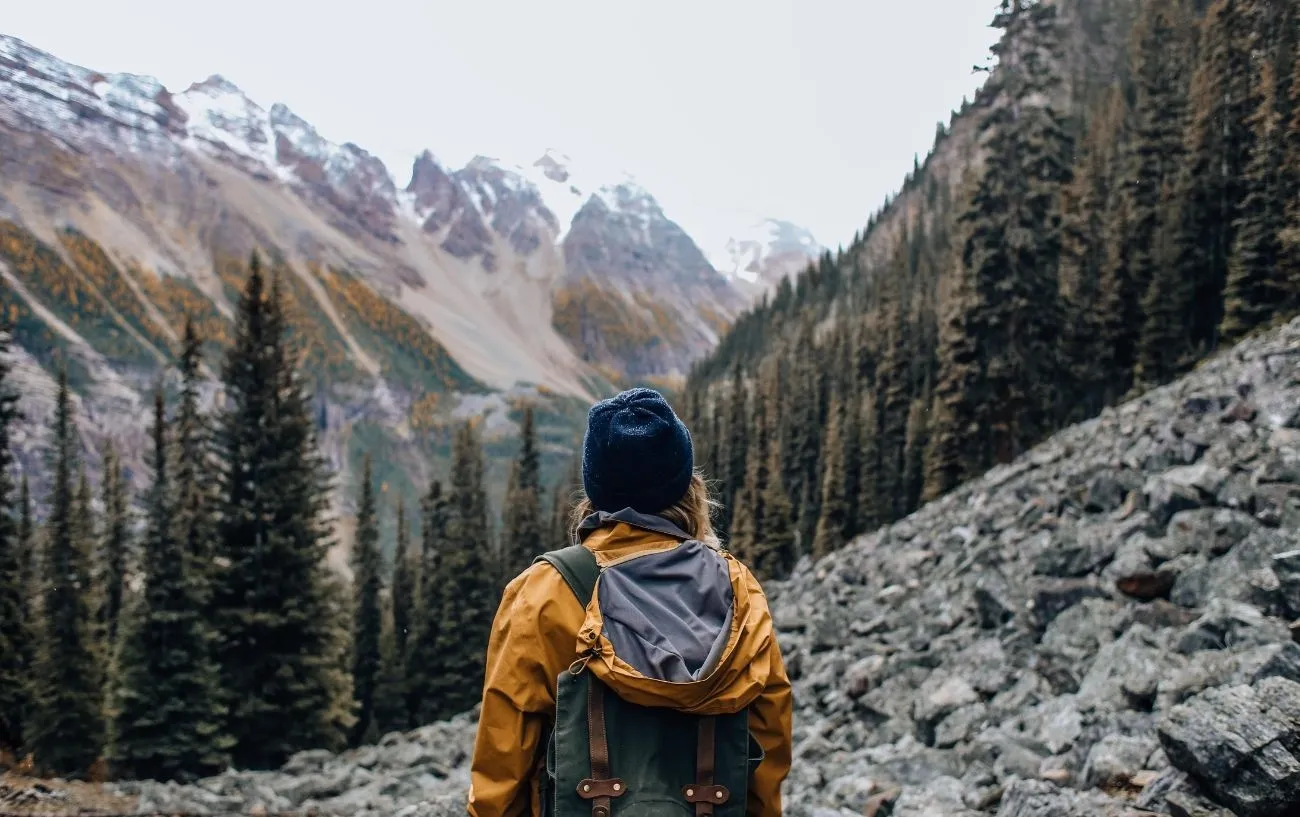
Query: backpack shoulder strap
[[533, 544, 600, 606]]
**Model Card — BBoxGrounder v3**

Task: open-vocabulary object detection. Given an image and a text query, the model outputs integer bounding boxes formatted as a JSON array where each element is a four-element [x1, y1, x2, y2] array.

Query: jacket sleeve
[[746, 621, 794, 816], [468, 564, 584, 817]]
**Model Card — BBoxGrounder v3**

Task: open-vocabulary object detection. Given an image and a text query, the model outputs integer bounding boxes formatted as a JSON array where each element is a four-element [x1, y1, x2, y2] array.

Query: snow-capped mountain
[[710, 218, 825, 293], [0, 32, 795, 511]]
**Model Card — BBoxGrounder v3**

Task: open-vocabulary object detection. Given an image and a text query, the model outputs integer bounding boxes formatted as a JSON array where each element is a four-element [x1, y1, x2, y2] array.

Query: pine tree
[[729, 366, 769, 563], [29, 368, 105, 776], [1122, 0, 1194, 385], [500, 405, 543, 585], [1222, 56, 1290, 340], [1174, 0, 1257, 356], [721, 367, 748, 540], [175, 319, 216, 588], [857, 390, 884, 530], [212, 255, 352, 768], [18, 476, 34, 600], [811, 396, 849, 559], [406, 479, 449, 725], [109, 391, 230, 781], [371, 597, 408, 737], [0, 325, 27, 752], [754, 440, 796, 580], [926, 0, 1073, 489], [430, 422, 496, 719], [1283, 10, 1300, 313], [390, 496, 416, 660], [901, 396, 931, 514], [98, 443, 130, 649], [1061, 86, 1127, 414], [924, 248, 983, 500], [350, 454, 383, 746]]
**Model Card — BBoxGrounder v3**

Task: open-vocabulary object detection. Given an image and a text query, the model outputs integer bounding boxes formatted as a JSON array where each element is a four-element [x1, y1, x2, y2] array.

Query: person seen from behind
[[468, 387, 793, 816]]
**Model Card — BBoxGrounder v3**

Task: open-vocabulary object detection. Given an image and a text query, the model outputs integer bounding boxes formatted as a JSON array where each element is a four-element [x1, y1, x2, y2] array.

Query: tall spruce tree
[[371, 597, 408, 737], [754, 439, 796, 580], [1061, 86, 1126, 414], [500, 405, 543, 584], [926, 0, 1073, 488], [212, 255, 352, 768], [1283, 9, 1300, 314], [721, 366, 748, 540], [429, 422, 496, 718], [98, 443, 130, 649], [0, 326, 27, 752], [391, 496, 416, 660], [901, 396, 931, 515], [857, 390, 884, 531], [29, 368, 105, 776], [109, 391, 230, 781], [175, 319, 216, 587], [1222, 55, 1290, 340], [406, 478, 449, 724], [811, 396, 849, 559], [1174, 0, 1258, 355], [350, 455, 383, 745], [1121, 0, 1194, 385], [729, 365, 769, 563]]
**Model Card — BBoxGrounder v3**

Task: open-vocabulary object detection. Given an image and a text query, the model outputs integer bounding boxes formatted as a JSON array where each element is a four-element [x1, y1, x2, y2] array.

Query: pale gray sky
[[6, 0, 999, 257]]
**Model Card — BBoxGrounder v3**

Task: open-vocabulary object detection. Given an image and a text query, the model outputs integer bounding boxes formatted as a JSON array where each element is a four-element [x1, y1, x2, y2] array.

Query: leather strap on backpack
[[682, 716, 729, 815], [534, 545, 600, 606], [576, 677, 626, 817]]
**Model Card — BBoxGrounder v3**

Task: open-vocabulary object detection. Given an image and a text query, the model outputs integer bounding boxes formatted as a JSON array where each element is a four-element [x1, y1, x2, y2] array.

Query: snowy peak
[[713, 218, 823, 290], [175, 74, 277, 172], [0, 34, 183, 148]]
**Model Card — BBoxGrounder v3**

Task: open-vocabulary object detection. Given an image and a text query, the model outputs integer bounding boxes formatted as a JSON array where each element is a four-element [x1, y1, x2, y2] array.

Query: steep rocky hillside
[[0, 33, 804, 515], [98, 318, 1300, 816]]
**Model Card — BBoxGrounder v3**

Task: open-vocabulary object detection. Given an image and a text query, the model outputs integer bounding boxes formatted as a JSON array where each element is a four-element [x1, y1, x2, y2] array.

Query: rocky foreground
[[102, 318, 1300, 816]]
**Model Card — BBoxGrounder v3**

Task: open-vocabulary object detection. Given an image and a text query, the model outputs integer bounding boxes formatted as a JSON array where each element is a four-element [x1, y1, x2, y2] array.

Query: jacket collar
[[576, 507, 693, 544]]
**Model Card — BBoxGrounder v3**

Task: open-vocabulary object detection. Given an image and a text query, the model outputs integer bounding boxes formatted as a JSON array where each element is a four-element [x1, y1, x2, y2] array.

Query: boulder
[[1158, 676, 1300, 817]]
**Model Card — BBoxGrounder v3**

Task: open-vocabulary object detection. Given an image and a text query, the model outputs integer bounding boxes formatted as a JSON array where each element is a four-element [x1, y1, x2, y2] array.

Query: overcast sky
[[6, 0, 1000, 257]]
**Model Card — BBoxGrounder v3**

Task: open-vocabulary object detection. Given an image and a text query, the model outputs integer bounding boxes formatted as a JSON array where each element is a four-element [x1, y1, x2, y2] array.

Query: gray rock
[[893, 776, 980, 817], [1158, 677, 1300, 817], [995, 779, 1129, 817], [1083, 733, 1159, 788], [1157, 509, 1257, 561], [1031, 578, 1108, 629], [1275, 549, 1300, 618], [1176, 599, 1291, 654], [934, 703, 989, 749], [1148, 465, 1223, 529]]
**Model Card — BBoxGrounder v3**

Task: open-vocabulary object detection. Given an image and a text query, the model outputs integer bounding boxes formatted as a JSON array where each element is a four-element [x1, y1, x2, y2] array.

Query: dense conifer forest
[[686, 0, 1300, 579], [0, 254, 566, 779]]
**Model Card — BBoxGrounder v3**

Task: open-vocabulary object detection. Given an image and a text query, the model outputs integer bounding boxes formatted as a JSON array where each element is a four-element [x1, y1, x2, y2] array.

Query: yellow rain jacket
[[467, 512, 794, 817]]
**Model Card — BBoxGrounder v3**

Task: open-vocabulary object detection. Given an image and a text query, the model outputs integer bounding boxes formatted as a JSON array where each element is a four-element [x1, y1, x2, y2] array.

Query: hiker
[[468, 387, 793, 816]]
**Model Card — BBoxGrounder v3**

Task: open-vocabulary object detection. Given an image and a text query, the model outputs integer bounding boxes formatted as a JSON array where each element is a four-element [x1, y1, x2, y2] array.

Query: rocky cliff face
[[115, 318, 1300, 816]]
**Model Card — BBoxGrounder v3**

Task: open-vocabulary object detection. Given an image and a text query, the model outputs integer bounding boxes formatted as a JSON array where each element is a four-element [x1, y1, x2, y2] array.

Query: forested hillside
[[687, 0, 1300, 577]]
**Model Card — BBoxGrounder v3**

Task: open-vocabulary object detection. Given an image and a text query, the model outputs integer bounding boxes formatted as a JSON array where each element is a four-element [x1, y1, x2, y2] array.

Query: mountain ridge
[[0, 31, 813, 520]]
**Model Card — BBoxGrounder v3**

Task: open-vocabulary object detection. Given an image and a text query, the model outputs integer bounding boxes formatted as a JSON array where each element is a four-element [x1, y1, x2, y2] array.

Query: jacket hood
[[573, 509, 783, 715]]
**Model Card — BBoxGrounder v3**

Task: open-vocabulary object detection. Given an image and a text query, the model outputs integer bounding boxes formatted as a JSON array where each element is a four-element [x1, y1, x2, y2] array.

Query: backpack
[[534, 544, 764, 817]]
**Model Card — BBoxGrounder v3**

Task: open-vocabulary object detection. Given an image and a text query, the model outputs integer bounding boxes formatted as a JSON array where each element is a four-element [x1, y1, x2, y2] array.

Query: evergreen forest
[[685, 0, 1300, 579], [0, 254, 574, 779]]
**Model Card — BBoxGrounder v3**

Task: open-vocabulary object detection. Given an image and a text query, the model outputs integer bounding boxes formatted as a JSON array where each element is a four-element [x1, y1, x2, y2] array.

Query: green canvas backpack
[[534, 544, 763, 817]]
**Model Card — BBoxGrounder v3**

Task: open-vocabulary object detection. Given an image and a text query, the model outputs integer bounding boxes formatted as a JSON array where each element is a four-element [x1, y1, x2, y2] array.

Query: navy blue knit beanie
[[582, 387, 694, 514]]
